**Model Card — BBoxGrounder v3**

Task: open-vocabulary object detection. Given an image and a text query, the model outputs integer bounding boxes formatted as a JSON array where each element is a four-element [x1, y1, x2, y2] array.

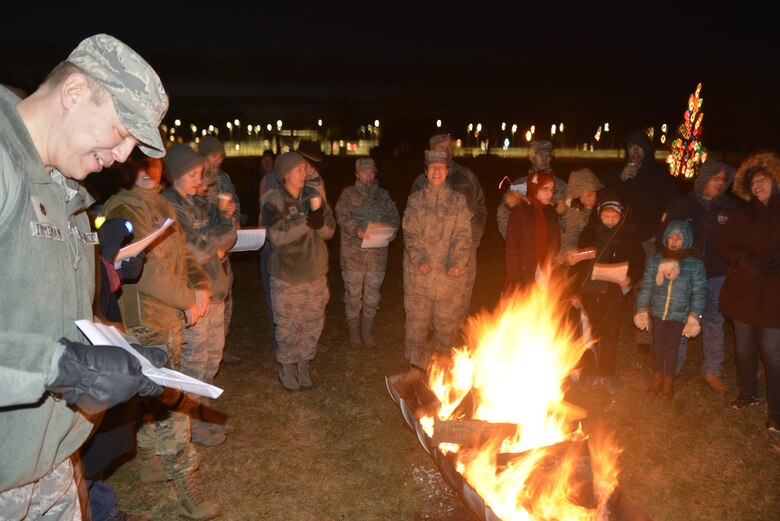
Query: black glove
[[98, 218, 133, 261], [130, 342, 169, 368], [306, 207, 325, 230], [46, 338, 163, 415], [117, 251, 145, 281]]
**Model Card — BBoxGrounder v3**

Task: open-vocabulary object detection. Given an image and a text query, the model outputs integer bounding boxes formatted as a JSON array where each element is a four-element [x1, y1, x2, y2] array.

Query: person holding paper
[[0, 34, 167, 519], [163, 144, 237, 446], [334, 158, 400, 348], [569, 194, 645, 393], [263, 151, 335, 391], [634, 220, 705, 400], [402, 150, 472, 369], [104, 154, 223, 518]]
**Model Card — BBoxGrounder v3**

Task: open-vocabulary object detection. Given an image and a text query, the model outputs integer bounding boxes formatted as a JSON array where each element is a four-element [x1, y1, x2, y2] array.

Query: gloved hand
[[306, 207, 325, 229], [98, 218, 133, 262], [737, 256, 763, 276], [46, 338, 163, 415], [633, 311, 650, 331], [130, 342, 169, 368], [682, 314, 702, 338], [655, 259, 680, 286], [117, 251, 145, 281]]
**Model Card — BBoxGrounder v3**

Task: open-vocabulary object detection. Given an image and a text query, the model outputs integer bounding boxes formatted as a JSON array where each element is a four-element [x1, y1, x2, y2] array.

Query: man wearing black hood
[[656, 159, 738, 393], [604, 128, 678, 359]]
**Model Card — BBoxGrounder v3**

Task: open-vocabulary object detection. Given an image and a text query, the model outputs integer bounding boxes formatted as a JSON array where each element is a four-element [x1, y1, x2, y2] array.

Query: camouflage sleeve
[[379, 189, 401, 228], [334, 187, 360, 238], [317, 199, 336, 241], [207, 201, 238, 253], [448, 195, 473, 270], [402, 194, 430, 267]]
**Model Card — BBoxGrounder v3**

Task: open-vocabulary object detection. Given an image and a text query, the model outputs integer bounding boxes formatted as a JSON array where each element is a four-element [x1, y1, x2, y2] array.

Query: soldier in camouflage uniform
[[410, 134, 486, 329], [104, 155, 222, 520], [262, 152, 336, 391], [403, 150, 472, 369], [335, 158, 400, 348], [496, 140, 567, 239]]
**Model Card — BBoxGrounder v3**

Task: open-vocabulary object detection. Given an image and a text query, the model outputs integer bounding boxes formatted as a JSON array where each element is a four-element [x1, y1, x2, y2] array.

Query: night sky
[[3, 3, 779, 154]]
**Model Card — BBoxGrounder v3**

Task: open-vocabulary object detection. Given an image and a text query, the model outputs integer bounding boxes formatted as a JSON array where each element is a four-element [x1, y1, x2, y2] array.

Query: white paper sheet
[[114, 217, 174, 268], [361, 222, 397, 249], [229, 228, 266, 252], [75, 320, 223, 399]]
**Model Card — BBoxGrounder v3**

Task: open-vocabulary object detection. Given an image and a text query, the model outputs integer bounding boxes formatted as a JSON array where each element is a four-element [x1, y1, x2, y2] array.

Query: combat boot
[[174, 470, 222, 520], [362, 316, 376, 348], [347, 318, 362, 349], [191, 419, 226, 447], [298, 360, 313, 390], [137, 445, 167, 483], [278, 363, 299, 391]]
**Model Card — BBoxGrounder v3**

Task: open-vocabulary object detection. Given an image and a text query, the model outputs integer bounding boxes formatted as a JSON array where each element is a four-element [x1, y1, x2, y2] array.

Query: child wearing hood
[[635, 220, 706, 399]]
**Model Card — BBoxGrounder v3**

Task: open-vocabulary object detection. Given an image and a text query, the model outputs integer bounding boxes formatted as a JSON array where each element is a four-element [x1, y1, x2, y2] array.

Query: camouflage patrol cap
[[429, 133, 452, 148], [424, 150, 450, 166], [67, 34, 168, 158], [355, 158, 377, 173]]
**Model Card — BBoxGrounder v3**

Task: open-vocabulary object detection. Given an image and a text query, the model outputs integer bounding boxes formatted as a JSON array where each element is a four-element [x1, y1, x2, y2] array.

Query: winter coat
[[411, 161, 487, 248], [718, 153, 780, 327], [570, 212, 646, 299], [402, 183, 472, 298], [335, 179, 400, 273], [0, 86, 96, 490], [163, 188, 236, 301], [603, 129, 678, 242], [504, 193, 561, 288], [262, 184, 336, 284], [496, 170, 567, 240], [637, 220, 706, 323], [104, 185, 211, 330], [656, 159, 738, 278], [556, 169, 604, 264]]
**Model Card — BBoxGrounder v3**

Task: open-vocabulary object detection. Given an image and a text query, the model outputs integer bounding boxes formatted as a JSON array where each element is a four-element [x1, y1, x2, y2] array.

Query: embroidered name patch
[[30, 221, 64, 241]]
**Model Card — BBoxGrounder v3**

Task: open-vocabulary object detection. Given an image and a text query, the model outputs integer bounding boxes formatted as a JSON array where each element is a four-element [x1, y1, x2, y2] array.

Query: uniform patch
[[30, 221, 64, 241], [30, 196, 52, 224], [717, 214, 729, 225]]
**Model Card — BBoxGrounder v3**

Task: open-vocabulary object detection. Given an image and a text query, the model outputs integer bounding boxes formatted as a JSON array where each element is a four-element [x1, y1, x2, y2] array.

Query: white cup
[[217, 193, 232, 212], [310, 196, 322, 211]]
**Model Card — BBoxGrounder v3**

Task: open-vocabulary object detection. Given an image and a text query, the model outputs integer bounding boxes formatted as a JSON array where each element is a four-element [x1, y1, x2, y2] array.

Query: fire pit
[[386, 285, 653, 521]]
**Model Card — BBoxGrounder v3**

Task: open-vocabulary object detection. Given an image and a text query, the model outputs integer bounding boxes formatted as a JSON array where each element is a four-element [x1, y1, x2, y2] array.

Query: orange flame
[[422, 282, 621, 520]]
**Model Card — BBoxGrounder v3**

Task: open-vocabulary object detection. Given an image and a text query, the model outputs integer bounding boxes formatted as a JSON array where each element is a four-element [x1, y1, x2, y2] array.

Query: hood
[[566, 168, 604, 199], [662, 219, 693, 250], [732, 152, 780, 201], [694, 159, 735, 198], [623, 128, 655, 165]]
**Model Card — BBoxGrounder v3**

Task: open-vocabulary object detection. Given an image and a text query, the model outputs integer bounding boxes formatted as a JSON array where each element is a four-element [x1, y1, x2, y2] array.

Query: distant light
[[226, 122, 232, 129], [267, 124, 272, 132], [525, 130, 532, 142], [436, 119, 442, 128], [208, 125, 214, 132], [190, 124, 197, 133], [530, 125, 536, 134], [660, 135, 667, 144], [559, 123, 565, 132], [501, 122, 506, 131], [170, 127, 175, 134], [160, 124, 168, 133], [234, 119, 240, 126], [476, 123, 482, 132], [604, 122, 610, 132], [511, 124, 518, 133], [468, 123, 473, 132], [595, 125, 602, 142], [551, 124, 557, 136], [276, 120, 283, 131], [317, 119, 323, 127], [661, 123, 668, 133], [169, 135, 175, 142], [255, 125, 261, 132], [174, 119, 181, 126], [374, 120, 379, 127], [201, 129, 207, 136], [503, 138, 510, 150], [235, 144, 240, 151]]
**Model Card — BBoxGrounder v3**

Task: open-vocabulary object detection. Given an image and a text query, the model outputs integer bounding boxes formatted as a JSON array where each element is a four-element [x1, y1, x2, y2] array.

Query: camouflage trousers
[[455, 249, 478, 327], [130, 324, 197, 480], [223, 259, 234, 335], [403, 286, 463, 369], [270, 275, 329, 365], [0, 457, 81, 520], [341, 269, 386, 321], [182, 299, 226, 386]]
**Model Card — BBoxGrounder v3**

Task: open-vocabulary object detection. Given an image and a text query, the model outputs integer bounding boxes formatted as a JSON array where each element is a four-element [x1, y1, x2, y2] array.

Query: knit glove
[[655, 259, 680, 286], [633, 311, 650, 331], [130, 342, 169, 368], [682, 315, 702, 338], [306, 207, 325, 229], [46, 338, 163, 415]]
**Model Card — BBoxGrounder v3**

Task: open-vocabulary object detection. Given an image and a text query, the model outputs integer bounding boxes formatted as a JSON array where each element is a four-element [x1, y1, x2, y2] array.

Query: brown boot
[[137, 445, 167, 483], [347, 318, 363, 349], [647, 372, 663, 396], [362, 317, 376, 348], [661, 374, 674, 400], [174, 470, 222, 520]]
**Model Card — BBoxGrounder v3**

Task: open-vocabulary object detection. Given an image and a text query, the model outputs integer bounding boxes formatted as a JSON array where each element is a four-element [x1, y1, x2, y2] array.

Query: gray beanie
[[164, 144, 204, 181], [274, 151, 307, 182], [197, 135, 225, 157]]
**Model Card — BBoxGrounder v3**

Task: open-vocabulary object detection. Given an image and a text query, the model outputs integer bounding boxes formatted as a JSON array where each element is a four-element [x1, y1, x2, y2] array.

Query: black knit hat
[[164, 144, 204, 182]]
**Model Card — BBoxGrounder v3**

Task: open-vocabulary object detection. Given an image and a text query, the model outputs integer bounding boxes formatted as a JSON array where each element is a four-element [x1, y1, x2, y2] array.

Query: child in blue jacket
[[634, 220, 706, 399]]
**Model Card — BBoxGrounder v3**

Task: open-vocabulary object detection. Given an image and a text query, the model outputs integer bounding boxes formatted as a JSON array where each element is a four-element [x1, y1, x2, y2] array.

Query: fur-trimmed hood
[[732, 152, 780, 201]]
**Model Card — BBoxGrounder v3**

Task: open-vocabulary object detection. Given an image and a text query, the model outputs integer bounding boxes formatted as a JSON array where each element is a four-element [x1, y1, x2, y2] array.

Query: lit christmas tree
[[666, 83, 707, 178]]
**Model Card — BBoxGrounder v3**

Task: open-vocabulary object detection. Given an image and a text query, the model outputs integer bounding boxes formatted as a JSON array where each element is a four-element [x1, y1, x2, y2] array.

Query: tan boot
[[297, 360, 313, 390], [347, 318, 363, 349], [661, 375, 674, 400], [278, 363, 299, 391], [362, 317, 376, 348], [647, 372, 663, 396], [174, 470, 222, 520], [704, 374, 726, 394], [137, 445, 167, 483]]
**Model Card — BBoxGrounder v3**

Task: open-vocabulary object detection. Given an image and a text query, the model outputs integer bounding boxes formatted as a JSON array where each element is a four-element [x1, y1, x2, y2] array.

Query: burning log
[[432, 418, 518, 447]]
